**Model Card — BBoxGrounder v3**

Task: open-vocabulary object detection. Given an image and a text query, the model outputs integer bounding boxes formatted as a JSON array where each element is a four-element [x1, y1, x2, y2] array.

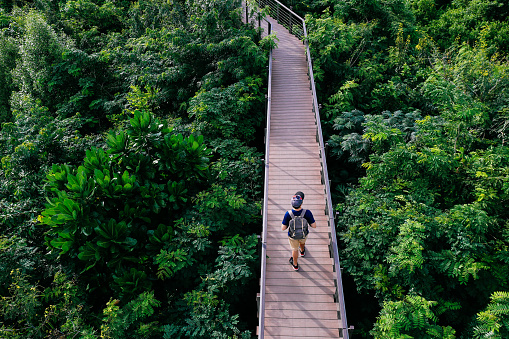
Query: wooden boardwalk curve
[[261, 17, 343, 339]]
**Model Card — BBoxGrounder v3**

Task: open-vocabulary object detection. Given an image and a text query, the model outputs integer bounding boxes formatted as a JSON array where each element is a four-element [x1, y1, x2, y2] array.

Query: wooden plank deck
[[262, 17, 342, 339]]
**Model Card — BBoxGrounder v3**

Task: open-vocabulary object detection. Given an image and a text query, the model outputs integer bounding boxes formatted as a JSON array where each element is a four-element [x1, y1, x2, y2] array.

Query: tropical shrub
[[40, 110, 210, 297]]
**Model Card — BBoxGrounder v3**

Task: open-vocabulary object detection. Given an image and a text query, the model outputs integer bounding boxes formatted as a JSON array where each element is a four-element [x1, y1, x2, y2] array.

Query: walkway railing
[[258, 20, 272, 339], [258, 0, 304, 39], [252, 1, 351, 338]]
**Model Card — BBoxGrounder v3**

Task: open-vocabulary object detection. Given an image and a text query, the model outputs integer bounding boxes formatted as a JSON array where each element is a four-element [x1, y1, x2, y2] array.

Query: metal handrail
[[258, 0, 304, 39], [258, 19, 272, 339], [254, 1, 350, 338]]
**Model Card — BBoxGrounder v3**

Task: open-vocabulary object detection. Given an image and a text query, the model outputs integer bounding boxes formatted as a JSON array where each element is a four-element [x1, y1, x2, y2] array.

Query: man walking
[[281, 191, 316, 271]]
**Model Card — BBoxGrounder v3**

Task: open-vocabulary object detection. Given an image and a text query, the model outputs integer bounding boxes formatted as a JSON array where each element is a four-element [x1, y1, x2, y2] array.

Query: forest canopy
[[1, 0, 271, 337], [1, 0, 509, 338], [295, 0, 509, 337]]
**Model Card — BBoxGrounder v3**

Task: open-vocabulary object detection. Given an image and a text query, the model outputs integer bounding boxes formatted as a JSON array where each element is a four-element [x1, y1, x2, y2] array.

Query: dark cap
[[295, 191, 305, 200]]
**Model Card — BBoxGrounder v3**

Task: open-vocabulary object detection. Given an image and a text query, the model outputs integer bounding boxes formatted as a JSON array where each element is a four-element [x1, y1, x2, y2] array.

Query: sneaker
[[300, 247, 305, 257], [289, 257, 299, 271]]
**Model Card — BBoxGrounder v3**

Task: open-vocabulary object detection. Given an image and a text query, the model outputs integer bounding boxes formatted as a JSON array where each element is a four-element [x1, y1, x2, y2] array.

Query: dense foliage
[[299, 0, 509, 337], [3, 0, 509, 338], [0, 0, 271, 337]]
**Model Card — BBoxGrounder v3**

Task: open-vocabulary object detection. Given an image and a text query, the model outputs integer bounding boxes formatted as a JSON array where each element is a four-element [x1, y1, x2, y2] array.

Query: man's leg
[[292, 249, 299, 266], [299, 239, 306, 256], [288, 238, 299, 269]]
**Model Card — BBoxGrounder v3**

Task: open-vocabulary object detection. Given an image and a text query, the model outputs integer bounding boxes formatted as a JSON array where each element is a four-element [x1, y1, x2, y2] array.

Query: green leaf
[[97, 240, 111, 248], [124, 237, 137, 247], [95, 168, 105, 181], [51, 238, 73, 253]]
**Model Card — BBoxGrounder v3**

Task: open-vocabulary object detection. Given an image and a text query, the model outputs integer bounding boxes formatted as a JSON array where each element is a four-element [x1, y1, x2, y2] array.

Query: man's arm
[[282, 211, 290, 231], [305, 210, 317, 228]]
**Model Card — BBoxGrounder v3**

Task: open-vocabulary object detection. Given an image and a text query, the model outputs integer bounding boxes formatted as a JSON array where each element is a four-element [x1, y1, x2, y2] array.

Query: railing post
[[256, 292, 260, 316], [289, 7, 293, 35]]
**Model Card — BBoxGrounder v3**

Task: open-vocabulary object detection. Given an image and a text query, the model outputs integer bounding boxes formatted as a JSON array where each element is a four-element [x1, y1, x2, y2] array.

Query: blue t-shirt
[[282, 209, 315, 237]]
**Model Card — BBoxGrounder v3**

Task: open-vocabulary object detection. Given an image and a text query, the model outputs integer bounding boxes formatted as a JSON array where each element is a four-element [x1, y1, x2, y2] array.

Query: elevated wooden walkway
[[261, 17, 343, 339]]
